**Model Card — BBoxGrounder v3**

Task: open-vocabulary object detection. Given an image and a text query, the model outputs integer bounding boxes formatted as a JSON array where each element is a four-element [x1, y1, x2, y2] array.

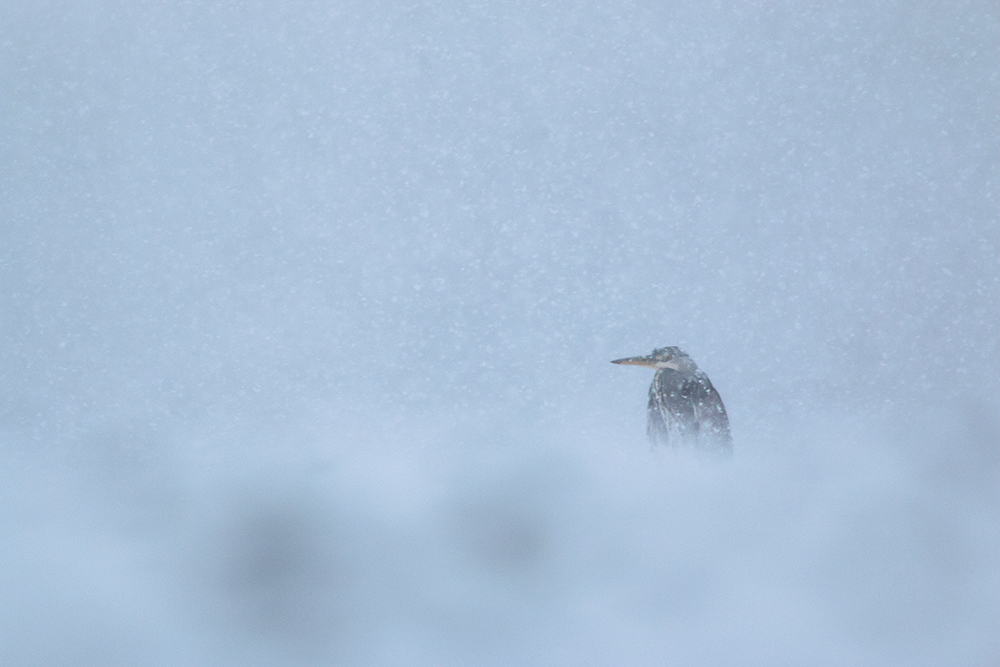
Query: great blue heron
[[612, 346, 731, 454]]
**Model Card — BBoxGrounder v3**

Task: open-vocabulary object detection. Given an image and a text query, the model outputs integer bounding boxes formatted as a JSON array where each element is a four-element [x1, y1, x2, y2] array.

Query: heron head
[[611, 346, 695, 372]]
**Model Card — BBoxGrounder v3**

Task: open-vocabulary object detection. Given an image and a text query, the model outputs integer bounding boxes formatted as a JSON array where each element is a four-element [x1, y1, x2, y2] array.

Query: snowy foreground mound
[[2, 408, 998, 666]]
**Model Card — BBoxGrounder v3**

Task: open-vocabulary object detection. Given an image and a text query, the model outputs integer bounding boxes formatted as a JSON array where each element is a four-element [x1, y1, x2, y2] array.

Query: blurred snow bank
[[2, 404, 998, 667]]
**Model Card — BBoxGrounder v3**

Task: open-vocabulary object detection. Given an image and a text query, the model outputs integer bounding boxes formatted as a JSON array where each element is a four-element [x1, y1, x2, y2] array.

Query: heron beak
[[611, 355, 658, 367]]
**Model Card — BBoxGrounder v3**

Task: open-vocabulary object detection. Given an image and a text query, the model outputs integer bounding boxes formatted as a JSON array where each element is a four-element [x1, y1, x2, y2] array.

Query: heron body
[[612, 346, 732, 455]]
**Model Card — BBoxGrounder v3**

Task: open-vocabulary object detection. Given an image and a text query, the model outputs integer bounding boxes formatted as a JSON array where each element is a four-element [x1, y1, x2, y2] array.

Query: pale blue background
[[2, 1, 998, 664]]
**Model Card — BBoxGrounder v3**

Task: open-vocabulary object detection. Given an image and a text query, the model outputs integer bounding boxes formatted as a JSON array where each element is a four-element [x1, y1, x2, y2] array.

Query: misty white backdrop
[[2, 1, 998, 665]]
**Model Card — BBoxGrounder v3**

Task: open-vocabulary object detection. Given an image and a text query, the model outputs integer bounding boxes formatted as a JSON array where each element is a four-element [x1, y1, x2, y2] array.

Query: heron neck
[[653, 368, 687, 386]]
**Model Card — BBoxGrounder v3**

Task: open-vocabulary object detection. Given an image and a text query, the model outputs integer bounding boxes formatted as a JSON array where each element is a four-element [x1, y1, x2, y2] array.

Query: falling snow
[[2, 1, 999, 665]]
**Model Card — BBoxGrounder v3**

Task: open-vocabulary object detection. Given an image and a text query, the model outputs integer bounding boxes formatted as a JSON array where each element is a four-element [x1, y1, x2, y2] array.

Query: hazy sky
[[2, 1, 998, 665]]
